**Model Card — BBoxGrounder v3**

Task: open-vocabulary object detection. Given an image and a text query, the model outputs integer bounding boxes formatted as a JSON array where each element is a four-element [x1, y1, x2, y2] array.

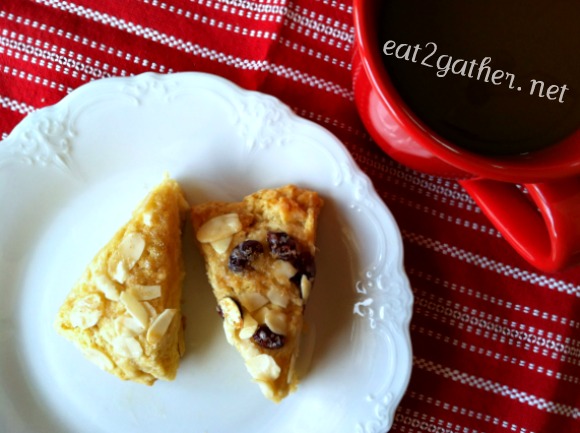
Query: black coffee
[[378, 0, 580, 155]]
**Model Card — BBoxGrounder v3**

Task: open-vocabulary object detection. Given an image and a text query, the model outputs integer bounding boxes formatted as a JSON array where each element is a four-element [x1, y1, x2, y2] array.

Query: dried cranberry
[[297, 252, 316, 279], [252, 324, 286, 349], [267, 231, 299, 261], [216, 298, 242, 319], [229, 240, 264, 272], [289, 252, 315, 289]]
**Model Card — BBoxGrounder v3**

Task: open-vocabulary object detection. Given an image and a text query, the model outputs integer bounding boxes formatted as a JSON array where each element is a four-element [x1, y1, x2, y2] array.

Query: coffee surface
[[378, 0, 580, 155]]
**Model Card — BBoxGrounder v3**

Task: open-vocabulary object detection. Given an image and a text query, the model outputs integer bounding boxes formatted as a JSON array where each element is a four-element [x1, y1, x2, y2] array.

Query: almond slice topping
[[142, 301, 158, 320], [120, 291, 149, 328], [300, 275, 312, 303], [239, 313, 259, 340], [252, 305, 269, 324], [70, 294, 104, 329], [142, 212, 153, 227], [222, 320, 236, 346], [210, 236, 233, 254], [239, 292, 269, 312], [114, 315, 145, 337], [110, 259, 129, 284], [112, 336, 143, 358], [146, 309, 177, 344], [257, 381, 275, 400], [267, 286, 289, 308], [94, 274, 119, 301], [118, 232, 146, 270], [218, 297, 243, 328], [265, 309, 288, 336], [82, 347, 114, 371], [196, 213, 242, 243], [272, 260, 297, 284], [129, 285, 162, 301], [245, 354, 281, 381]]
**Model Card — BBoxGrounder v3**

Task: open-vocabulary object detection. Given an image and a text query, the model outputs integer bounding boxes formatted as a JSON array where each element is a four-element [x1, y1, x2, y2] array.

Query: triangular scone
[[55, 176, 190, 385], [191, 185, 323, 402]]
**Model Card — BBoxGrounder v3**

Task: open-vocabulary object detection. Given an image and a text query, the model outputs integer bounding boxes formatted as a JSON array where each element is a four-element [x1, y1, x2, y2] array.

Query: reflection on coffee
[[378, 0, 580, 155]]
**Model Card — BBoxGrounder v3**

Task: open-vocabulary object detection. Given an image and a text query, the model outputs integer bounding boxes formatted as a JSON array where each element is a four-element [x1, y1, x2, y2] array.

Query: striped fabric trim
[[404, 230, 580, 297], [35, 0, 355, 99], [414, 357, 580, 419]]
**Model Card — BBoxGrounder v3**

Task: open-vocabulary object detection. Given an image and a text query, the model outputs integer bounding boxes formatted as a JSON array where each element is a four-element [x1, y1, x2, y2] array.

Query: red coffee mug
[[352, 0, 580, 272]]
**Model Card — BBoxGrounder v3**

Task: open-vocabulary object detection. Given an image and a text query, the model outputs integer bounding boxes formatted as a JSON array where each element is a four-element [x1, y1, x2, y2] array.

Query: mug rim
[[353, 0, 580, 182]]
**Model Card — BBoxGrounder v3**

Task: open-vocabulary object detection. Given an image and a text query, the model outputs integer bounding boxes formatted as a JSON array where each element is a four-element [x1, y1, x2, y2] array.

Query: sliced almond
[[196, 213, 242, 243], [252, 305, 269, 324], [272, 260, 298, 284], [82, 347, 114, 371], [239, 292, 269, 312], [239, 313, 259, 339], [267, 286, 289, 308], [300, 275, 312, 303], [118, 232, 146, 270], [142, 301, 158, 320], [245, 354, 281, 381], [222, 320, 236, 346], [94, 274, 119, 301], [110, 259, 129, 284], [114, 315, 145, 337], [141, 212, 153, 227], [129, 285, 162, 301], [218, 297, 242, 328], [210, 236, 232, 254], [257, 381, 275, 400], [239, 340, 261, 359], [287, 353, 298, 385], [265, 309, 288, 336], [146, 309, 177, 344], [70, 294, 104, 329], [112, 336, 143, 358], [120, 291, 149, 328]]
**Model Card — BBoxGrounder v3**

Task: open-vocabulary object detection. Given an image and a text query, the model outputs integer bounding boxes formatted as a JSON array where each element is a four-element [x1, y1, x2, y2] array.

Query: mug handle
[[458, 177, 580, 272]]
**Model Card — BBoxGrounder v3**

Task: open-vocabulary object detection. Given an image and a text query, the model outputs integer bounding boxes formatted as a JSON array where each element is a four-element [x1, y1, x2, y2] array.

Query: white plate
[[0, 72, 413, 433]]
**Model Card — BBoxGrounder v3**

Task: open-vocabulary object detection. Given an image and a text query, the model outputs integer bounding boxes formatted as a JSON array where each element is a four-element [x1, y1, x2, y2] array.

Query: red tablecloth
[[1, 1, 579, 432]]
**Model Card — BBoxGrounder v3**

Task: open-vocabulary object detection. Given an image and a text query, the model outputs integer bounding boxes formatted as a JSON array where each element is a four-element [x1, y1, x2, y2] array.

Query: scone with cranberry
[[191, 185, 323, 402], [55, 176, 189, 385]]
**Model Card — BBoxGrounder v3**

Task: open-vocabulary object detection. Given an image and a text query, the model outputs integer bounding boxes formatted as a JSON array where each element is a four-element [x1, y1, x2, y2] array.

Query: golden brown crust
[[191, 185, 323, 402], [55, 176, 190, 385]]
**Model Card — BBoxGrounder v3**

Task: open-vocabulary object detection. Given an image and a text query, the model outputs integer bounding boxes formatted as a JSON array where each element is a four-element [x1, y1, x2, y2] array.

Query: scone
[[55, 176, 190, 385], [191, 185, 323, 402]]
